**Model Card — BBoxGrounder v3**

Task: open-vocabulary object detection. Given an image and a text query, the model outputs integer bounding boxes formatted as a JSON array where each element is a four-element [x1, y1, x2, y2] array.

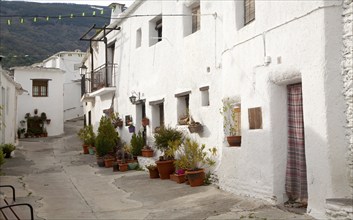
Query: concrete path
[[1, 119, 313, 219]]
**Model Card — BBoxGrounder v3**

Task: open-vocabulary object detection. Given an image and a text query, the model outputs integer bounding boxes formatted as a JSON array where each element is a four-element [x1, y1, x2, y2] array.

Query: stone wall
[[326, 199, 353, 220], [342, 0, 353, 191]]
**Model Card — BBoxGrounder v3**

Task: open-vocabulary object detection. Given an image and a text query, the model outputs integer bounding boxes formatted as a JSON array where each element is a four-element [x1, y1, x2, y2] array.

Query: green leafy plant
[[169, 138, 217, 171], [0, 143, 16, 158], [220, 97, 241, 136], [145, 164, 157, 170], [40, 112, 47, 120], [78, 125, 95, 146], [153, 126, 183, 159], [95, 116, 119, 157], [130, 131, 144, 156]]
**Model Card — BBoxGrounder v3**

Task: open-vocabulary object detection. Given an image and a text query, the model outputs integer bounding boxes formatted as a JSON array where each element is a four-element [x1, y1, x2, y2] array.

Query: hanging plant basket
[[142, 118, 150, 126], [128, 125, 135, 133], [114, 119, 123, 128], [46, 119, 51, 124], [188, 122, 203, 133]]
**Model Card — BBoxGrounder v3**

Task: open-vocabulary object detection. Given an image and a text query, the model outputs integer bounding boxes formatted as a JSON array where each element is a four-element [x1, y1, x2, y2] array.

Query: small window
[[175, 91, 191, 124], [192, 5, 201, 33], [248, 107, 262, 129], [244, 0, 255, 25], [149, 17, 162, 46], [32, 80, 48, 97], [136, 28, 142, 48], [200, 86, 209, 106], [155, 19, 162, 42]]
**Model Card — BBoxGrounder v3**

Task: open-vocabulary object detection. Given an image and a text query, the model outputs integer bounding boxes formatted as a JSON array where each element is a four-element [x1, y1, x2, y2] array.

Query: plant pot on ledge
[[141, 148, 154, 157], [226, 136, 241, 147], [142, 117, 150, 126]]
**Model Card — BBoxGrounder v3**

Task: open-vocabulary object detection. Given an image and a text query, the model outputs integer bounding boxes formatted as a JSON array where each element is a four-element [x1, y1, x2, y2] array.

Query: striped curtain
[[285, 83, 308, 204]]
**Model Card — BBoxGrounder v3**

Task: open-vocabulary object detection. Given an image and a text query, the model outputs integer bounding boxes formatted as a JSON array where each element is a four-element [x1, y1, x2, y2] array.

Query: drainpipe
[[90, 41, 94, 92], [104, 26, 108, 87]]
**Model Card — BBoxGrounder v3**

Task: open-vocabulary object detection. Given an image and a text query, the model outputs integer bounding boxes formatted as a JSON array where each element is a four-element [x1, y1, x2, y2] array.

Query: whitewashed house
[[80, 0, 351, 218], [13, 66, 64, 136], [40, 51, 85, 121], [0, 57, 22, 144]]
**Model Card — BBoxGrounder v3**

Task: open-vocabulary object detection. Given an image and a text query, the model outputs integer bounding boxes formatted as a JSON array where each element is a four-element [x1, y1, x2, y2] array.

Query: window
[[32, 80, 48, 97], [175, 91, 191, 125], [200, 86, 209, 106], [149, 17, 162, 46], [155, 19, 162, 42], [192, 5, 201, 33], [244, 0, 255, 25], [136, 28, 142, 48], [248, 107, 262, 129]]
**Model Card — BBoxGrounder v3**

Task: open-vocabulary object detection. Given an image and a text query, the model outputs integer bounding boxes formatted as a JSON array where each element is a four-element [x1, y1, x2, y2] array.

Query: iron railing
[[81, 63, 118, 96]]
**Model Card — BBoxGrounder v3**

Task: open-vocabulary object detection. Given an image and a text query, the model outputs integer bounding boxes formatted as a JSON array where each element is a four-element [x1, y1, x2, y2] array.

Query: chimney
[[109, 3, 125, 23]]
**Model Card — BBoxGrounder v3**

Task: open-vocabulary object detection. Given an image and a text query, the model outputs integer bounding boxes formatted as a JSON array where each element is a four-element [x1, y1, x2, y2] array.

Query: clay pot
[[186, 169, 205, 187], [226, 136, 241, 147], [156, 160, 175, 179], [148, 168, 160, 179], [119, 163, 128, 172], [170, 173, 186, 184], [82, 144, 89, 154], [141, 149, 153, 157]]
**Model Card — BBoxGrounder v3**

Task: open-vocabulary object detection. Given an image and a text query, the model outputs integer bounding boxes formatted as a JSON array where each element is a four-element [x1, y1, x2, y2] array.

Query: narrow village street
[[1, 119, 313, 219]]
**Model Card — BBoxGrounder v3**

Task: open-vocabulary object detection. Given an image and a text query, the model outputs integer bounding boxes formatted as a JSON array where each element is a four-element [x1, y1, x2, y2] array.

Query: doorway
[[285, 83, 308, 208]]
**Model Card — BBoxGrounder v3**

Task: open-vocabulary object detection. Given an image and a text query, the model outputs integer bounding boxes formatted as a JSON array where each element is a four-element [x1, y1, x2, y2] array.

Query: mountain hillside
[[0, 0, 111, 69]]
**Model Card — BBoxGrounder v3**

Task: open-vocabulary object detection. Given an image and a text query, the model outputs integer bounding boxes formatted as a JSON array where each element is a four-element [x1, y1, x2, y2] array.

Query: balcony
[[81, 63, 118, 98]]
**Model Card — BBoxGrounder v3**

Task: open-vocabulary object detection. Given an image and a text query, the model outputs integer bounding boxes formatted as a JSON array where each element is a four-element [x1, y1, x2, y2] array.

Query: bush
[[0, 150, 5, 168], [95, 116, 119, 157], [130, 132, 144, 156], [153, 126, 183, 159], [0, 143, 16, 158], [78, 125, 95, 146]]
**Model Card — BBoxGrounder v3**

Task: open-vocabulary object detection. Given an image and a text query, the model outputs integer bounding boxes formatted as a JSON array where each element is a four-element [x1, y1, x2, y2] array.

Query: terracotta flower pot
[[186, 169, 205, 187], [82, 144, 89, 154], [141, 149, 154, 157], [119, 163, 128, 172], [170, 173, 186, 184], [104, 158, 115, 168], [96, 156, 105, 167], [226, 136, 241, 147], [156, 160, 175, 179], [148, 168, 160, 179]]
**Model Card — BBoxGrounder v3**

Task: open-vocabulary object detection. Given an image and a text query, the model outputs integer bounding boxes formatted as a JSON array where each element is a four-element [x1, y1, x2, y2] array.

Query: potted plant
[[146, 164, 159, 179], [104, 154, 115, 168], [25, 113, 31, 119], [142, 117, 150, 126], [111, 112, 123, 128], [141, 145, 154, 157], [95, 116, 119, 167], [221, 98, 241, 147], [154, 126, 183, 179], [130, 131, 144, 157], [78, 125, 95, 154], [40, 112, 47, 121], [118, 146, 129, 172], [0, 144, 16, 158], [170, 168, 186, 184], [170, 138, 217, 187], [128, 124, 135, 133]]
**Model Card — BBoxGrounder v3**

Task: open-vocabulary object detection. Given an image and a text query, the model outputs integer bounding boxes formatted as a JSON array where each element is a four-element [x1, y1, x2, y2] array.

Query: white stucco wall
[[0, 68, 20, 144], [81, 0, 348, 218], [42, 51, 85, 121], [14, 67, 64, 136]]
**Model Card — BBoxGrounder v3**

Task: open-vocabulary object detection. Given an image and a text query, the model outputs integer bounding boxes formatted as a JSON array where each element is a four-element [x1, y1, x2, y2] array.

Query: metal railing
[[81, 63, 118, 95]]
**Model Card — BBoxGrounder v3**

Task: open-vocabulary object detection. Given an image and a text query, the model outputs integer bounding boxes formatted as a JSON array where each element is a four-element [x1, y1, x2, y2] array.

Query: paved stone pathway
[[0, 119, 314, 219]]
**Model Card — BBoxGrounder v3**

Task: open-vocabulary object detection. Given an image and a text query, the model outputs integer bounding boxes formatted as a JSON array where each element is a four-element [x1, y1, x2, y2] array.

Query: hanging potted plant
[[111, 112, 123, 128], [221, 97, 241, 147], [154, 126, 183, 179], [187, 116, 203, 133], [172, 138, 217, 187], [141, 117, 150, 126]]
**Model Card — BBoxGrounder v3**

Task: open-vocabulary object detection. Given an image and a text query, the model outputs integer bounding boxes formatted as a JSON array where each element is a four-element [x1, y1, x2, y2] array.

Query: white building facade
[[80, 0, 350, 218], [41, 51, 85, 121], [13, 67, 64, 136], [0, 62, 22, 144]]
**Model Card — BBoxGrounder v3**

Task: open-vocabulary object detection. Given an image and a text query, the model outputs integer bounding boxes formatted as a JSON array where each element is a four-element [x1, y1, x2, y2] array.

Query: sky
[[4, 0, 134, 7]]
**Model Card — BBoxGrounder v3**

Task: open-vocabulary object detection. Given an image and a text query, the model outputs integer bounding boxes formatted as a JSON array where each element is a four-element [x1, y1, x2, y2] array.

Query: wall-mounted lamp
[[79, 64, 87, 78], [129, 91, 140, 105]]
